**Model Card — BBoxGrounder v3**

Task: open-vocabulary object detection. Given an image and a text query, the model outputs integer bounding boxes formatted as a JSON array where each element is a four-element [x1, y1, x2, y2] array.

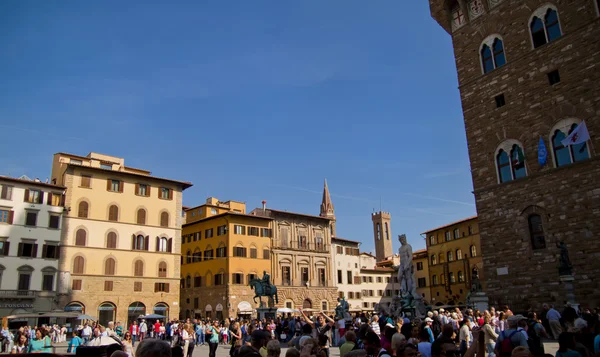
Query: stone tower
[[427, 0, 600, 308], [372, 211, 392, 261], [320, 179, 336, 236]]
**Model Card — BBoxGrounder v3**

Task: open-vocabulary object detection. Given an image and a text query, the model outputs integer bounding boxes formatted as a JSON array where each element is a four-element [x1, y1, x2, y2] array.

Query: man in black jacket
[[238, 330, 270, 357]]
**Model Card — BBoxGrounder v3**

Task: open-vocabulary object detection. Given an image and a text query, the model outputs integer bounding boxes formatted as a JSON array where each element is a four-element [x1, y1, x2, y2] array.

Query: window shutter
[[145, 236, 149, 251], [155, 237, 160, 252], [154, 283, 158, 293], [165, 283, 170, 293], [106, 179, 111, 191], [47, 193, 53, 205], [119, 181, 124, 193], [168, 189, 173, 200], [38, 192, 44, 204], [158, 188, 161, 198], [7, 210, 13, 224], [17, 243, 23, 256], [146, 185, 151, 197], [3, 242, 9, 256], [135, 184, 139, 195], [24, 189, 29, 202], [42, 244, 47, 259], [131, 234, 136, 250], [167, 238, 173, 253], [32, 244, 38, 258]]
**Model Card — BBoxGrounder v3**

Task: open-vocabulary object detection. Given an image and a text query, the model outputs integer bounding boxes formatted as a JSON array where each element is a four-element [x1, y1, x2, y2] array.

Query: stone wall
[[277, 286, 339, 312], [434, 0, 600, 310]]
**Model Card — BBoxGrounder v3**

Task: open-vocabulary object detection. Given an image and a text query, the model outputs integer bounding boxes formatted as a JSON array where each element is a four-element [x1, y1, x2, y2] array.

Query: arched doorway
[[205, 304, 212, 319], [215, 304, 223, 321], [64, 302, 85, 314], [128, 302, 146, 324], [302, 299, 312, 309], [153, 302, 169, 319], [98, 302, 116, 326], [237, 301, 252, 319]]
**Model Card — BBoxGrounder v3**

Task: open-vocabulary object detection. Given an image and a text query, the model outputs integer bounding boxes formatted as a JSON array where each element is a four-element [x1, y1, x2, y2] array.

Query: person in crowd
[[424, 318, 435, 343], [266, 339, 281, 357], [130, 320, 139, 347], [381, 325, 396, 352], [115, 321, 124, 338], [418, 325, 433, 357], [11, 331, 28, 354], [459, 318, 473, 356], [363, 330, 391, 357], [67, 330, 83, 354], [286, 348, 301, 357], [27, 327, 52, 353], [135, 338, 172, 357], [300, 310, 334, 357], [1, 325, 13, 353], [207, 320, 221, 357], [238, 330, 270, 357], [556, 332, 583, 357], [483, 314, 499, 357], [230, 321, 243, 356], [547, 305, 563, 340], [396, 343, 419, 357], [371, 316, 382, 337], [139, 319, 148, 341], [432, 324, 455, 357], [122, 332, 134, 357], [495, 315, 529, 357], [340, 331, 357, 357], [81, 322, 92, 344], [391, 332, 407, 357], [196, 320, 205, 346]]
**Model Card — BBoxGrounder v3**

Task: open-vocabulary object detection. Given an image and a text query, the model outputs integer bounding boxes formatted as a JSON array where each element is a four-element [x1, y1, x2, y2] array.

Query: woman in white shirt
[[459, 318, 472, 356], [181, 323, 191, 357]]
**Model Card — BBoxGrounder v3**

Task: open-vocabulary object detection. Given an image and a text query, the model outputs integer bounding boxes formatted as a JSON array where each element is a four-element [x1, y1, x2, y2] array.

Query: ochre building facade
[[428, 0, 600, 308], [51, 152, 191, 326]]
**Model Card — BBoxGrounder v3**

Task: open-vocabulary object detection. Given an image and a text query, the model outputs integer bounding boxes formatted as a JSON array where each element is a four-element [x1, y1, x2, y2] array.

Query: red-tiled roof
[[66, 163, 193, 189], [331, 237, 361, 245], [0, 176, 66, 190], [421, 216, 478, 234], [250, 208, 332, 221], [182, 211, 273, 227]]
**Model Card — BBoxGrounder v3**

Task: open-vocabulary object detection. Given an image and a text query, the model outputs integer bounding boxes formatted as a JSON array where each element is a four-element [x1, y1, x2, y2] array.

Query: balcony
[[280, 241, 330, 252], [0, 290, 37, 299]]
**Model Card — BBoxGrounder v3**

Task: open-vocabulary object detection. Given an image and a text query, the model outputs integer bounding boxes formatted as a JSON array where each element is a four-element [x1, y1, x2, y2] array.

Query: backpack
[[499, 330, 519, 357]]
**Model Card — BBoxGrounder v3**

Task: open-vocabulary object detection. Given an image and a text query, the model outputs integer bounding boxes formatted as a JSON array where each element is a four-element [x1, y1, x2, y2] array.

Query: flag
[[561, 121, 590, 147], [538, 137, 547, 167]]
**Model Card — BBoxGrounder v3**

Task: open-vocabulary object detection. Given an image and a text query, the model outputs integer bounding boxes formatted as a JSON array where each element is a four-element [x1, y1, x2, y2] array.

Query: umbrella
[[86, 335, 122, 347], [77, 314, 96, 320], [276, 308, 299, 314], [140, 314, 166, 319]]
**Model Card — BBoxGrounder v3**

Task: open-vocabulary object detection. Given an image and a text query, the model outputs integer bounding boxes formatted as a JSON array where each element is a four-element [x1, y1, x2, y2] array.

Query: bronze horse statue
[[249, 278, 278, 307]]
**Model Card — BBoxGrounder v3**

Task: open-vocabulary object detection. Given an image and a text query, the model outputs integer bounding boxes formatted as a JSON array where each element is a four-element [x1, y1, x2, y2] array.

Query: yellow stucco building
[[180, 198, 272, 320], [50, 152, 192, 326], [413, 249, 431, 304], [424, 216, 482, 307]]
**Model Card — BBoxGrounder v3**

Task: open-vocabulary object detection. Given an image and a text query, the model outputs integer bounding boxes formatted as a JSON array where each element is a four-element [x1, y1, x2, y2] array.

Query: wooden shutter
[[168, 188, 173, 200], [42, 244, 48, 259], [146, 185, 151, 197], [155, 237, 160, 252], [131, 234, 136, 250], [38, 192, 44, 204], [119, 181, 124, 193], [167, 238, 172, 253], [106, 179, 111, 191], [3, 242, 10, 256], [24, 189, 29, 202], [135, 184, 139, 195], [145, 236, 149, 251], [165, 283, 170, 293], [154, 283, 158, 292], [47, 193, 53, 205], [32, 244, 38, 258], [17, 243, 23, 256], [158, 188, 161, 198], [7, 211, 13, 224]]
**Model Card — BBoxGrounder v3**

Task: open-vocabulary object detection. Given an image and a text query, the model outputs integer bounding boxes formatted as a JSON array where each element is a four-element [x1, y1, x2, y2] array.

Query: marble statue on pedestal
[[398, 234, 417, 298]]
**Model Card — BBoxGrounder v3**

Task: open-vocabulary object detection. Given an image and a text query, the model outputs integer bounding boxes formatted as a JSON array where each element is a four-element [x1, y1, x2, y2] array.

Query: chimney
[[262, 200, 267, 211]]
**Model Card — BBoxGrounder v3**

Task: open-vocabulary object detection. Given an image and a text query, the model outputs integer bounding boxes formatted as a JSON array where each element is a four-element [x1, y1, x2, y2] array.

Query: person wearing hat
[[494, 315, 528, 357], [424, 318, 435, 343]]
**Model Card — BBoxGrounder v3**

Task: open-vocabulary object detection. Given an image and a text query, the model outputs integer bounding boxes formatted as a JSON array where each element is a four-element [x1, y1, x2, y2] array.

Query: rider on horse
[[262, 270, 271, 295]]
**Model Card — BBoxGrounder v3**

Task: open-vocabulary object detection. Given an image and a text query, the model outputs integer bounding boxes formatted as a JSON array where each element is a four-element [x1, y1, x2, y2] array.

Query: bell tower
[[320, 179, 336, 237], [372, 211, 392, 261]]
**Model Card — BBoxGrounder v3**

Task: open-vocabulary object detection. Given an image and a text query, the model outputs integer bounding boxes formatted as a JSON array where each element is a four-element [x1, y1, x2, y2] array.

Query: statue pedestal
[[470, 292, 489, 312], [257, 307, 277, 320], [559, 275, 579, 313]]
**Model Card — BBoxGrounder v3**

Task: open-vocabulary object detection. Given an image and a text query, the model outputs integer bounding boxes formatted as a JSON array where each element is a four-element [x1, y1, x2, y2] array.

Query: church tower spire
[[320, 179, 336, 236]]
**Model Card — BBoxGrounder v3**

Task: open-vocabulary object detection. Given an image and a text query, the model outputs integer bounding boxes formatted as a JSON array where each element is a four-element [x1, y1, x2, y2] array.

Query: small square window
[[48, 215, 60, 229], [100, 164, 112, 170], [25, 212, 38, 226], [211, 208, 218, 215], [548, 70, 560, 85], [495, 94, 505, 108]]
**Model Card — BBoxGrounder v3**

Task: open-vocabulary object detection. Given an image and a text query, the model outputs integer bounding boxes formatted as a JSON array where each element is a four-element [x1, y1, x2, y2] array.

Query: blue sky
[[0, 1, 475, 252]]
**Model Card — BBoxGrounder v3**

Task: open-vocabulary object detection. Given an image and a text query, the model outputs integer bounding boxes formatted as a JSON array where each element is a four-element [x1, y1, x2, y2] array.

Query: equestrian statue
[[249, 271, 278, 308]]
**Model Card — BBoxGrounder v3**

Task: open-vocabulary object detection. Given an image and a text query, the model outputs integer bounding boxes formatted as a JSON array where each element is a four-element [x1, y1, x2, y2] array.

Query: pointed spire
[[320, 179, 335, 218]]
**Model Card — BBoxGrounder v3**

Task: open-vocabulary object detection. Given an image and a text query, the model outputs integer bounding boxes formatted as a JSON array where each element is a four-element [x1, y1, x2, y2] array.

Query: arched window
[[429, 236, 435, 246], [73, 256, 85, 274], [449, 272, 455, 283], [157, 237, 168, 252], [106, 232, 117, 249], [447, 251, 454, 262], [158, 262, 167, 277], [186, 250, 192, 264], [104, 258, 115, 276], [376, 223, 381, 240], [496, 142, 527, 183], [528, 214, 547, 249], [384, 223, 390, 240], [192, 248, 201, 263], [552, 123, 590, 167], [134, 260, 144, 277], [480, 37, 506, 74], [458, 271, 464, 282], [185, 275, 191, 288], [470, 245, 477, 257], [75, 229, 86, 246], [108, 205, 119, 221], [160, 212, 169, 228], [78, 201, 89, 218], [456, 249, 462, 260], [133, 235, 146, 250], [136, 209, 146, 225], [432, 275, 438, 285], [431, 255, 437, 265], [439, 253, 444, 263], [531, 8, 562, 48]]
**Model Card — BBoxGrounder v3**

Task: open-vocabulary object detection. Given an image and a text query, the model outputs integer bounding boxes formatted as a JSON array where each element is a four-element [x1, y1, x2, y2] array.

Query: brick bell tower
[[320, 179, 336, 237], [372, 211, 392, 261]]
